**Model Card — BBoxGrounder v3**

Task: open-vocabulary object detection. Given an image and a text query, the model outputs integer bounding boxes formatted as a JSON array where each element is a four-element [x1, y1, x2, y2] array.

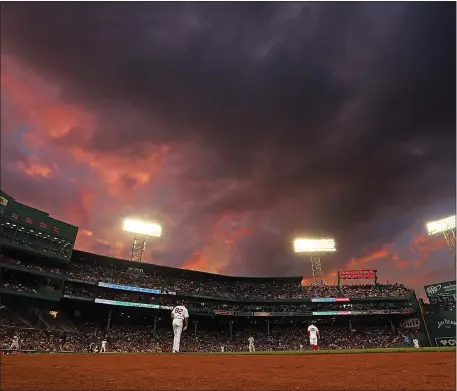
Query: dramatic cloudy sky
[[1, 3, 455, 295]]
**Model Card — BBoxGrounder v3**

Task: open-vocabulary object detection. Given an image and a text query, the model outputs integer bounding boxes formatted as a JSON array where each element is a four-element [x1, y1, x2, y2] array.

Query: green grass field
[[4, 346, 454, 356], [190, 346, 456, 355]]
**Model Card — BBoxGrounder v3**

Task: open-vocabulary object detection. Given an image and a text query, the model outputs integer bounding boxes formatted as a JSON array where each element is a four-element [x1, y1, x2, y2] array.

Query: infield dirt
[[1, 351, 455, 391]]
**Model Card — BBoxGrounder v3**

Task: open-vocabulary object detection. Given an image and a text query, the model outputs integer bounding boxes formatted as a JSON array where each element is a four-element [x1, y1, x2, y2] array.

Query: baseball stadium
[[0, 190, 455, 391]]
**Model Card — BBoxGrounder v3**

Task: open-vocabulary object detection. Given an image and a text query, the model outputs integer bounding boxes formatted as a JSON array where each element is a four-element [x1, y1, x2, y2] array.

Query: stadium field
[[1, 350, 455, 391], [190, 346, 456, 355]]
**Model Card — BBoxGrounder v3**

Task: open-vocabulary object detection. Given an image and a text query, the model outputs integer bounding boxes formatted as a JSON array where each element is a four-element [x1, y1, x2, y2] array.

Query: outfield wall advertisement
[[424, 280, 456, 299], [424, 310, 456, 347]]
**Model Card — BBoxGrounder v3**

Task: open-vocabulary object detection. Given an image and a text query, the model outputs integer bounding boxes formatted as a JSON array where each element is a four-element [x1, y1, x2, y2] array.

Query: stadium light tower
[[123, 219, 162, 263], [293, 237, 336, 286], [426, 215, 456, 263]]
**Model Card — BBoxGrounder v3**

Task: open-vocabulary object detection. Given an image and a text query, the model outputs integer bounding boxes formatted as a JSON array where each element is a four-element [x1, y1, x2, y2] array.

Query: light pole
[[123, 219, 162, 263], [293, 237, 336, 286], [426, 215, 456, 263]]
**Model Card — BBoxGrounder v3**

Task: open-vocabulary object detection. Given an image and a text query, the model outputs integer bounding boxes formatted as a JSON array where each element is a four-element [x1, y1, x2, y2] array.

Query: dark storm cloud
[[2, 2, 455, 276]]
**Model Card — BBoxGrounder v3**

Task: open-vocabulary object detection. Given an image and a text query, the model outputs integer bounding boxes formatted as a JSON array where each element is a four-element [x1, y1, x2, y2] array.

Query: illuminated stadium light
[[426, 215, 456, 263], [123, 219, 162, 263], [426, 215, 456, 235], [293, 237, 337, 287], [293, 238, 336, 253], [123, 219, 162, 237]]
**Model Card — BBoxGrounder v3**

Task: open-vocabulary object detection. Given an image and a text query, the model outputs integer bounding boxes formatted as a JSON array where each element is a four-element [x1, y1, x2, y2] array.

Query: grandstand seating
[[0, 247, 421, 353], [1, 254, 412, 300]]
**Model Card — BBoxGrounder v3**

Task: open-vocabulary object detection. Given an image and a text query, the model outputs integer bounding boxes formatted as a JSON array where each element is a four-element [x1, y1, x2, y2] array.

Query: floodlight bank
[[123, 219, 162, 237], [426, 215, 456, 235], [293, 238, 336, 253]]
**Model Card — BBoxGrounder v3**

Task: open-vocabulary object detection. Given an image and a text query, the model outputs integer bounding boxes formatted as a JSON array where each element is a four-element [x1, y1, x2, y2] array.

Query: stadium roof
[[72, 249, 303, 282]]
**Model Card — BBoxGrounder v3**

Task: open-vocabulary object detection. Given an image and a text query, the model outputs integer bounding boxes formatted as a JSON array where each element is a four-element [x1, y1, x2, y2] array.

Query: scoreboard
[[338, 269, 377, 280], [429, 295, 456, 312]]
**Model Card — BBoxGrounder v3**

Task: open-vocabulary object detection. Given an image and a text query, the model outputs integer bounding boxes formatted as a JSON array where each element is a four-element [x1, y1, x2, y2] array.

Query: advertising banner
[[98, 282, 161, 295], [311, 298, 350, 303], [236, 311, 253, 316], [63, 294, 93, 302], [312, 311, 339, 316], [94, 298, 171, 310], [424, 310, 456, 346], [435, 337, 456, 347], [254, 312, 273, 317], [295, 311, 313, 316], [311, 310, 413, 316], [390, 309, 411, 314], [68, 278, 98, 285], [338, 269, 376, 280], [214, 310, 234, 316], [400, 318, 420, 328], [424, 281, 456, 298]]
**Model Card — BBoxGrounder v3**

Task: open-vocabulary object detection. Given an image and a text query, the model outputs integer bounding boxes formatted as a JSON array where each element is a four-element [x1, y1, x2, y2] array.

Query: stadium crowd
[[62, 284, 414, 314], [2, 281, 39, 294], [1, 256, 412, 300], [0, 321, 406, 353], [0, 256, 66, 276]]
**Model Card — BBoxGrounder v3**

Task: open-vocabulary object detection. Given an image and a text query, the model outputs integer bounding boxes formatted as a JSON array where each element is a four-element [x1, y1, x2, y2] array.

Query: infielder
[[100, 339, 107, 353], [307, 323, 320, 350], [248, 336, 255, 352], [9, 335, 19, 350], [171, 304, 189, 353]]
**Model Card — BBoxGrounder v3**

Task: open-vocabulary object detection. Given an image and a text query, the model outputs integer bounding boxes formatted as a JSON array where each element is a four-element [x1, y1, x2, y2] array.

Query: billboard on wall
[[424, 310, 456, 347], [424, 280, 456, 299], [400, 318, 420, 328]]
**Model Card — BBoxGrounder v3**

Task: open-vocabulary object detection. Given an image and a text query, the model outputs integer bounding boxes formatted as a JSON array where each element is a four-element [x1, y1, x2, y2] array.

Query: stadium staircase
[[0, 306, 32, 328], [34, 309, 56, 331], [16, 308, 44, 329], [55, 313, 78, 332]]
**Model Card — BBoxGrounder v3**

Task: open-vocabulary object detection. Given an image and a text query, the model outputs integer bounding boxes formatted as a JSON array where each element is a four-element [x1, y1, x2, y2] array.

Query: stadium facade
[[0, 190, 455, 352]]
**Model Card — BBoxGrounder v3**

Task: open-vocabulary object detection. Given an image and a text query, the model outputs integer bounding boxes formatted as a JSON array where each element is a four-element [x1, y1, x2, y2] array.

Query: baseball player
[[9, 335, 19, 350], [100, 339, 107, 353], [413, 338, 420, 348], [171, 304, 189, 353], [248, 336, 255, 352], [221, 346, 225, 352], [307, 323, 320, 350]]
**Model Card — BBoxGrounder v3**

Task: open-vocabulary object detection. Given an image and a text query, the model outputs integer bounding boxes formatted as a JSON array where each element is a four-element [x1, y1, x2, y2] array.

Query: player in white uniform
[[413, 338, 420, 348], [248, 336, 255, 352], [100, 340, 107, 353], [221, 346, 225, 352], [9, 335, 19, 350], [307, 324, 320, 350], [171, 304, 189, 353]]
